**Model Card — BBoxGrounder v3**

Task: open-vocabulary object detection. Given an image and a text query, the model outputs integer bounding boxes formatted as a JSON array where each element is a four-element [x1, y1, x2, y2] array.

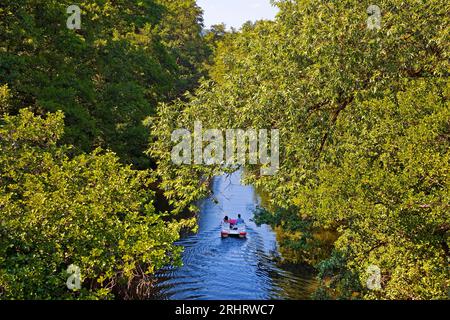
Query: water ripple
[[155, 171, 316, 300]]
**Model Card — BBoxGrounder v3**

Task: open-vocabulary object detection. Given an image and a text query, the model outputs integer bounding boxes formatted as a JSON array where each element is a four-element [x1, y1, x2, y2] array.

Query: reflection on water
[[155, 171, 316, 300]]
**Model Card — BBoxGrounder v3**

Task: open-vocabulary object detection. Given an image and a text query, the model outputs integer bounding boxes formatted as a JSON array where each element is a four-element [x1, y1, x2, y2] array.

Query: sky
[[196, 0, 279, 30]]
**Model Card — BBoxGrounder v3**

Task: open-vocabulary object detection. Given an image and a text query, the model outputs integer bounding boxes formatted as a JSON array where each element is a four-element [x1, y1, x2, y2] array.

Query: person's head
[[238, 214, 241, 219], [224, 216, 229, 221]]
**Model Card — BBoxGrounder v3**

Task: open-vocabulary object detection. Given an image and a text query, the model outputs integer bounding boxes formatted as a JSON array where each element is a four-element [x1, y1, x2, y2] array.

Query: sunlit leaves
[[148, 0, 449, 299], [0, 110, 185, 299]]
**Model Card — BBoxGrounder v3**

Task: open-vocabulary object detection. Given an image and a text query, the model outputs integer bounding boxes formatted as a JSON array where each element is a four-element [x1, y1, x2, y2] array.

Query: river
[[155, 171, 316, 300]]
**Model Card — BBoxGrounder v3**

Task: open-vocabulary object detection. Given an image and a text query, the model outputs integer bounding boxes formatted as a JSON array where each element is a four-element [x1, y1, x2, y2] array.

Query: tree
[[149, 0, 449, 299], [0, 107, 193, 299], [154, 0, 211, 93], [0, 0, 209, 168]]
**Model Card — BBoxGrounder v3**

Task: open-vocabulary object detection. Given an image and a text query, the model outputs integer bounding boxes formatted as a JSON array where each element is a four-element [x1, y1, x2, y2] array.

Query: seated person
[[222, 216, 230, 228], [236, 214, 245, 225]]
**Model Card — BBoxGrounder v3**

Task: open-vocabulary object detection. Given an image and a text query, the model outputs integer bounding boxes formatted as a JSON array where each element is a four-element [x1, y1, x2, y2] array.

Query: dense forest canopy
[[1, 0, 449, 300], [0, 108, 195, 299], [149, 0, 449, 299], [0, 0, 205, 299], [0, 0, 209, 168]]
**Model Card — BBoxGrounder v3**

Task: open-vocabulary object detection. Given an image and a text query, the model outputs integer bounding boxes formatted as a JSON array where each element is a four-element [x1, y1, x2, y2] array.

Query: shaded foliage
[[0, 0, 209, 168], [0, 108, 193, 299], [149, 0, 449, 299]]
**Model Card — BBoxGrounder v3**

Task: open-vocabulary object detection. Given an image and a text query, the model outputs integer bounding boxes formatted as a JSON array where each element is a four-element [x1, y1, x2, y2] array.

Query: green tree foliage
[[204, 24, 227, 46], [0, 108, 192, 299], [0, 85, 11, 114], [145, 98, 219, 215], [202, 23, 228, 70], [0, 0, 209, 300], [301, 79, 449, 299], [150, 0, 449, 299], [0, 0, 209, 168], [155, 0, 211, 93]]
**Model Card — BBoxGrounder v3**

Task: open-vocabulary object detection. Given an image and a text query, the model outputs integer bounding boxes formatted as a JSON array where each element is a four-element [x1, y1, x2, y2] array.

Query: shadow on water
[[154, 171, 317, 300]]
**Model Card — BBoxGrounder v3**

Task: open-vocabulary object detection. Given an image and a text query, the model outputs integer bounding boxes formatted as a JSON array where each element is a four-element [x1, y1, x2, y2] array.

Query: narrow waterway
[[155, 171, 316, 300]]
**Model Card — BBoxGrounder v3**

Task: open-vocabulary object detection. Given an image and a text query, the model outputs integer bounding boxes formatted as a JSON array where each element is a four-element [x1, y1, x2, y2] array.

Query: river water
[[155, 171, 316, 300]]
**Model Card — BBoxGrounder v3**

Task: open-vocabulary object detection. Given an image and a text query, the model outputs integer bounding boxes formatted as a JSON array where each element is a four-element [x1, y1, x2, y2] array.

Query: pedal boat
[[221, 219, 247, 238]]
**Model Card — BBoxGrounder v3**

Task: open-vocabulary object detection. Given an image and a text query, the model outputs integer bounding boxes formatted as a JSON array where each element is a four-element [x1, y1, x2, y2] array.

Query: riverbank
[[153, 171, 317, 300]]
